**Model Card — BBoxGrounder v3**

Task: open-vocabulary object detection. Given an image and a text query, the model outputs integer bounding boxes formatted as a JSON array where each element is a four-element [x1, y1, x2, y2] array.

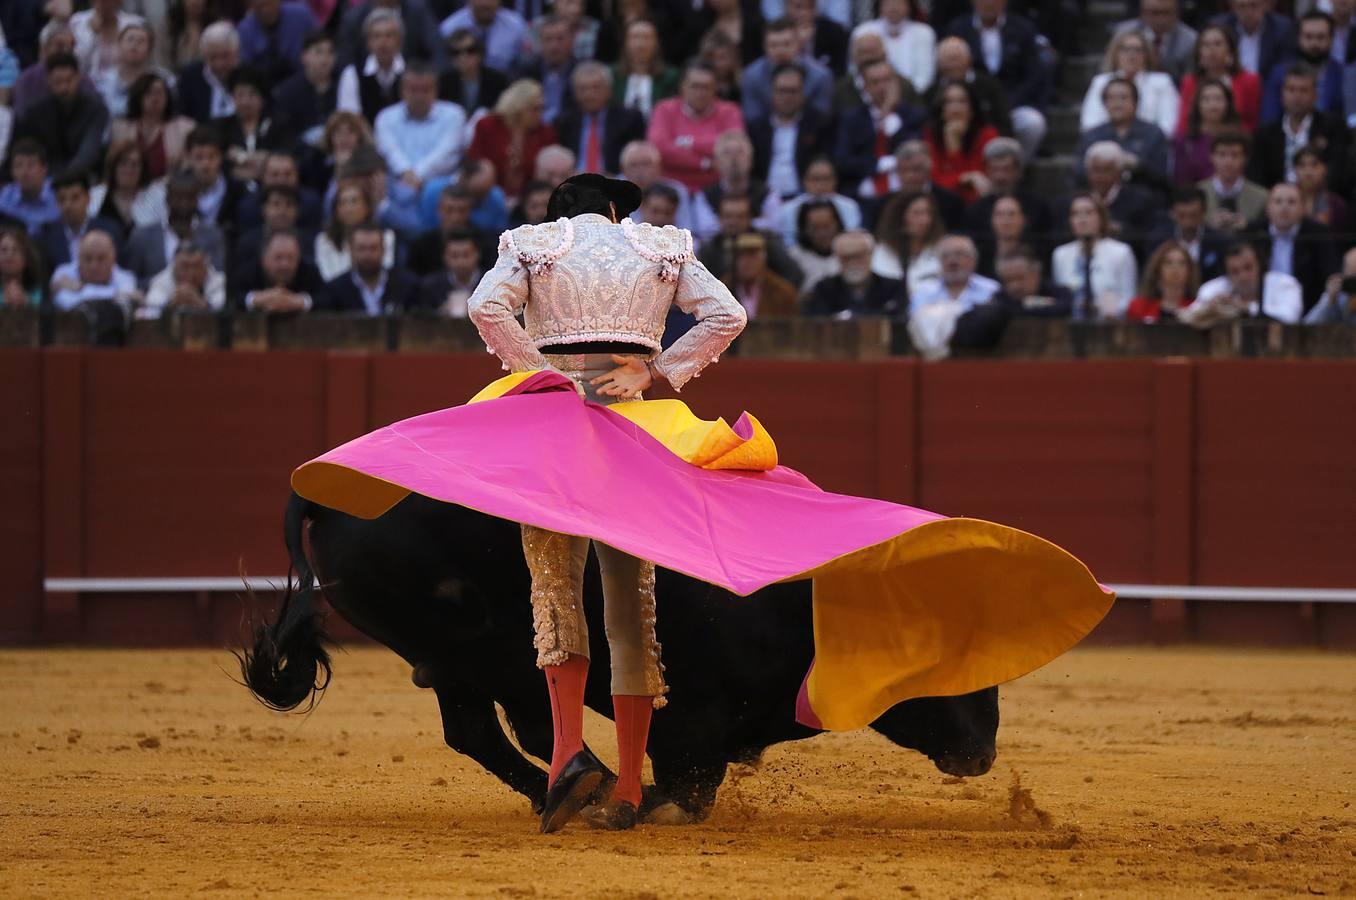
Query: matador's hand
[[590, 355, 654, 400]]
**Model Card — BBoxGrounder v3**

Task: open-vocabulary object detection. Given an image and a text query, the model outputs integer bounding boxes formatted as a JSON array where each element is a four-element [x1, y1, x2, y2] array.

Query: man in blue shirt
[[0, 139, 60, 235], [440, 0, 531, 75], [375, 61, 469, 192], [237, 0, 318, 82]]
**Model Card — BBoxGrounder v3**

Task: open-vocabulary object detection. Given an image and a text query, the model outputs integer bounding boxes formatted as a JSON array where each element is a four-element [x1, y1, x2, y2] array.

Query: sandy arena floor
[[1, 645, 1353, 899]]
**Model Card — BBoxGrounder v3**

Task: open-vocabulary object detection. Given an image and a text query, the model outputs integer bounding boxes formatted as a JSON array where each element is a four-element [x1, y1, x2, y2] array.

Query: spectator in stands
[[316, 180, 397, 281], [1126, 240, 1198, 322], [776, 155, 862, 246], [851, 0, 934, 95], [96, 22, 173, 120], [532, 147, 577, 190], [924, 80, 1000, 204], [111, 73, 196, 181], [1261, 12, 1343, 125], [943, 0, 1048, 160], [467, 79, 559, 203], [36, 174, 122, 272], [1172, 78, 1242, 185], [0, 140, 59, 235], [638, 183, 680, 227], [237, 0, 316, 83], [805, 228, 904, 317], [876, 140, 965, 233], [1081, 29, 1180, 138], [239, 229, 325, 313], [166, 0, 221, 70], [554, 62, 647, 176], [1303, 247, 1356, 324], [407, 183, 489, 276], [1249, 62, 1349, 189], [930, 36, 1013, 140], [180, 126, 247, 233], [961, 138, 1053, 241], [375, 61, 468, 194], [336, 9, 406, 123], [214, 66, 289, 184], [698, 192, 803, 286], [456, 156, 510, 234], [88, 141, 162, 234], [1052, 192, 1139, 319], [440, 0, 532, 74], [691, 130, 781, 244], [870, 191, 942, 296], [1113, 0, 1198, 84], [743, 18, 833, 123], [14, 53, 109, 181], [610, 19, 678, 120], [231, 185, 314, 291], [993, 245, 1073, 317], [0, 226, 46, 308], [1176, 25, 1261, 135], [271, 30, 339, 150], [438, 29, 509, 120], [1150, 186, 1227, 282], [309, 110, 374, 195], [238, 153, 324, 232], [1180, 240, 1301, 326], [674, 0, 765, 70], [509, 179, 555, 227], [907, 234, 1001, 359], [618, 140, 693, 230], [544, 0, 606, 63], [123, 172, 227, 286], [835, 59, 925, 205], [317, 221, 418, 313], [1249, 181, 1336, 314], [786, 198, 842, 297], [977, 194, 1037, 279], [723, 231, 799, 318], [648, 62, 746, 193], [14, 22, 98, 119], [747, 63, 834, 202], [70, 0, 146, 83], [142, 240, 225, 317], [514, 16, 577, 125], [833, 30, 916, 115], [1080, 141, 1165, 254], [177, 21, 241, 123], [1076, 78, 1171, 186], [1199, 133, 1267, 233], [417, 229, 483, 315], [786, 0, 848, 77], [703, 29, 750, 105], [50, 230, 139, 311], [1332, 0, 1356, 66], [1210, 0, 1296, 77], [1293, 145, 1350, 236], [339, 0, 446, 73]]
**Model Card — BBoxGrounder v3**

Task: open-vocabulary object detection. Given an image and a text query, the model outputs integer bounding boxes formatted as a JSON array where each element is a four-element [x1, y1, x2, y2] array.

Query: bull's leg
[[430, 680, 550, 813], [647, 751, 729, 822]]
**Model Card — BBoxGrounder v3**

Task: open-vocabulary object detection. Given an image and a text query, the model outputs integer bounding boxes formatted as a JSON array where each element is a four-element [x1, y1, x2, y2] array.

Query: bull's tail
[[235, 491, 333, 712]]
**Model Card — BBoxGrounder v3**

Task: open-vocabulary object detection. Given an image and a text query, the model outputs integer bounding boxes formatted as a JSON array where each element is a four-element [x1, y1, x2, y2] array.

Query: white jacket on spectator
[[315, 230, 398, 281], [870, 243, 942, 298], [1051, 238, 1139, 318], [851, 19, 937, 95], [49, 261, 139, 311], [1193, 272, 1303, 324], [1080, 71, 1180, 137], [142, 266, 226, 317]]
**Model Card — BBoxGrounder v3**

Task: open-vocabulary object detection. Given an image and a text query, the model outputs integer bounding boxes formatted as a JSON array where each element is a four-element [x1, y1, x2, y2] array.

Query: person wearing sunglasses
[[437, 28, 508, 118]]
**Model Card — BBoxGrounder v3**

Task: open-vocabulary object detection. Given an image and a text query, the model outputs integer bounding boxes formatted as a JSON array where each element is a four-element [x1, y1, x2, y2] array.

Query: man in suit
[[806, 229, 905, 317], [786, 0, 848, 76], [177, 22, 241, 123], [698, 193, 804, 287], [236, 229, 326, 313], [961, 137, 1053, 240], [35, 173, 124, 272], [1211, 0, 1295, 76], [834, 59, 926, 204], [832, 30, 921, 115], [742, 17, 835, 124], [12, 53, 109, 182], [1260, 12, 1344, 125], [930, 36, 1013, 137], [235, 153, 325, 233], [408, 183, 495, 275], [1248, 181, 1338, 314], [317, 222, 421, 314], [270, 30, 339, 149], [552, 62, 647, 176], [1147, 186, 1230, 282], [181, 127, 249, 241], [747, 63, 834, 200], [512, 15, 576, 125], [229, 186, 319, 300], [943, 0, 1050, 158], [338, 0, 446, 71], [1080, 141, 1168, 259], [123, 172, 228, 287], [1114, 0, 1198, 84], [863, 140, 967, 233], [993, 245, 1073, 318], [438, 28, 508, 118], [417, 229, 483, 315], [1199, 133, 1269, 233], [1249, 61, 1349, 190], [1075, 78, 1171, 186]]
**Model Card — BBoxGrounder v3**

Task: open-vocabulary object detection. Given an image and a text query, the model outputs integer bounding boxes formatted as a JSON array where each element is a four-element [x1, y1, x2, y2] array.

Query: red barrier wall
[[2, 349, 1354, 647]]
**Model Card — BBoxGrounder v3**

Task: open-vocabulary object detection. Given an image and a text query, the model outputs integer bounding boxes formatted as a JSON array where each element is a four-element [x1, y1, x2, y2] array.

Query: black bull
[[240, 492, 998, 821]]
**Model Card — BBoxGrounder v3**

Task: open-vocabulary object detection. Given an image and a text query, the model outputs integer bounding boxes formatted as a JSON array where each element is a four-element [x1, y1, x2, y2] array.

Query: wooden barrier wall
[[2, 349, 1354, 648]]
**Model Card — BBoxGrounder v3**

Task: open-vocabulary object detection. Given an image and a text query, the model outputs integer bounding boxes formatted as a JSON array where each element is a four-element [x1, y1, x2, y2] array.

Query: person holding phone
[[1303, 247, 1356, 323]]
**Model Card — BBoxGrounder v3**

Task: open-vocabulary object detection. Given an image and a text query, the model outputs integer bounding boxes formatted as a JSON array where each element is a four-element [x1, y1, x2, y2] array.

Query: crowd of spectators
[[0, 0, 1354, 357]]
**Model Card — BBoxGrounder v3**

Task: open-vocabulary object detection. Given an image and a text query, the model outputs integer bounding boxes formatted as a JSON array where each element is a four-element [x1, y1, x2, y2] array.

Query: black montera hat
[[548, 173, 643, 220]]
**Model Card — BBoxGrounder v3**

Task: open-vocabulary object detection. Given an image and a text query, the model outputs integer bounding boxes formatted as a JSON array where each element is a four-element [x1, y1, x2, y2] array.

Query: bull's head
[[869, 687, 999, 777]]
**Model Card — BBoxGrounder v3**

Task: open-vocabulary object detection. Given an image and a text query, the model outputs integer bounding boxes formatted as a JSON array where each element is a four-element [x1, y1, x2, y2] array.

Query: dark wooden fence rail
[[1, 348, 1354, 650]]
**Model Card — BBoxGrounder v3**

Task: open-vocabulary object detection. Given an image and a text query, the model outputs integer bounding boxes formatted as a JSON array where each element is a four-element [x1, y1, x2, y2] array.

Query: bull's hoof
[[640, 801, 693, 826], [580, 800, 638, 830], [410, 663, 435, 689]]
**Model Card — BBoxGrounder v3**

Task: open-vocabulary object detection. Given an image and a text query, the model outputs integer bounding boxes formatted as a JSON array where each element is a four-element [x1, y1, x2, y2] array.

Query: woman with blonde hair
[[1127, 241, 1199, 322], [315, 180, 397, 281], [302, 110, 375, 193], [466, 79, 559, 203], [1080, 29, 1179, 137]]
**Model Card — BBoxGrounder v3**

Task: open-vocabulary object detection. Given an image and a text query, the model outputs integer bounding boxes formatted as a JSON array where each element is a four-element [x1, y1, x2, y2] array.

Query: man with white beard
[[805, 229, 904, 317]]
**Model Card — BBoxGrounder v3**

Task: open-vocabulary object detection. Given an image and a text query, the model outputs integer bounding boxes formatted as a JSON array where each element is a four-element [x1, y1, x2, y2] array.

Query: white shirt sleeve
[[374, 107, 413, 177], [1263, 273, 1303, 324], [336, 65, 361, 114], [412, 105, 468, 181], [1080, 74, 1110, 132], [1112, 242, 1138, 315], [1147, 74, 1180, 138]]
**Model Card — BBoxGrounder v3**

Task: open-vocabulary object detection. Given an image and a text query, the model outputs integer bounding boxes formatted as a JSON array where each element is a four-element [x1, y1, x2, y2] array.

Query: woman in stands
[[301, 110, 374, 194], [110, 72, 197, 181], [0, 226, 46, 309], [315, 180, 396, 281], [1051, 192, 1139, 319], [787, 198, 844, 298], [871, 190, 942, 297], [88, 140, 164, 232], [611, 18, 679, 120], [924, 80, 999, 204], [1175, 25, 1260, 136], [1171, 79, 1241, 185], [466, 80, 559, 206], [1080, 29, 1179, 137], [1126, 241, 1198, 323], [977, 195, 1036, 280], [1293, 146, 1350, 236]]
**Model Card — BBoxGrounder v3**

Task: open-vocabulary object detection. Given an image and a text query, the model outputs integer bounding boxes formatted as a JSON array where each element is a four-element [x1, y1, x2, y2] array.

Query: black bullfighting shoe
[[580, 800, 638, 831], [539, 751, 605, 834]]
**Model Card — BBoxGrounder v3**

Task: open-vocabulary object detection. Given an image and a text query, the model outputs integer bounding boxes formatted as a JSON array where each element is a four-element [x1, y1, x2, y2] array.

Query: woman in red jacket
[[923, 80, 999, 204], [1175, 25, 1261, 136], [466, 79, 560, 205], [1126, 240, 1199, 323]]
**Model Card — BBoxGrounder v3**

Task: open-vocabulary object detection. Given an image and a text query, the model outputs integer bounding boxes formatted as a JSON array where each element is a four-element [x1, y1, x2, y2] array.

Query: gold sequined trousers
[[520, 352, 667, 705]]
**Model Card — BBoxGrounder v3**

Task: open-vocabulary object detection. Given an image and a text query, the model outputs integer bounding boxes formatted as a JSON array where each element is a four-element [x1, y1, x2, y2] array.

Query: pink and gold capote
[[292, 371, 1115, 732]]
